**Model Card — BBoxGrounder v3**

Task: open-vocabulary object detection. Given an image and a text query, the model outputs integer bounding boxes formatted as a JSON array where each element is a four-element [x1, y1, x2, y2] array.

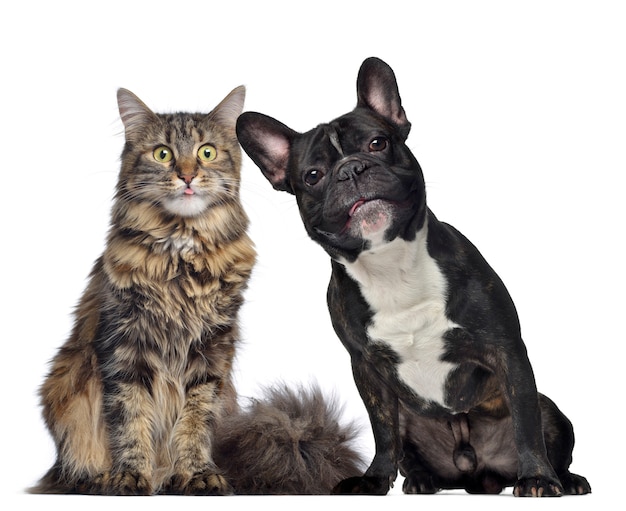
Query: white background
[[2, 1, 624, 509]]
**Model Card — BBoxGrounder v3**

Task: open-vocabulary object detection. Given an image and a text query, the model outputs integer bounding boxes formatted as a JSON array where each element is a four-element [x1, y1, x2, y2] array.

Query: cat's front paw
[[96, 471, 153, 495], [164, 470, 233, 495]]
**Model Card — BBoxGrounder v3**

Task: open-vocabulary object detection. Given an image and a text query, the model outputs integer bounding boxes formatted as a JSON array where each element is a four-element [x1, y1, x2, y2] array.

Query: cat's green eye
[[153, 146, 173, 163], [198, 144, 217, 162]]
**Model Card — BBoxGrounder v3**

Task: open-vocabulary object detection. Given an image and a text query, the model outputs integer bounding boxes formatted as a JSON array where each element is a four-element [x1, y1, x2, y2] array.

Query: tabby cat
[[31, 87, 362, 495]]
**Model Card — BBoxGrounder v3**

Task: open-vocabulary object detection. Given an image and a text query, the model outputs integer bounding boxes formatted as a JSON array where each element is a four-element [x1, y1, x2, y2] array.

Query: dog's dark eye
[[369, 137, 388, 152], [304, 169, 325, 186]]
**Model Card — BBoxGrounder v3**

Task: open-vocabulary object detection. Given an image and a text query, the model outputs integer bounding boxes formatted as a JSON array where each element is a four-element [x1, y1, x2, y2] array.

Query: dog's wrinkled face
[[288, 110, 425, 260], [237, 57, 427, 261]]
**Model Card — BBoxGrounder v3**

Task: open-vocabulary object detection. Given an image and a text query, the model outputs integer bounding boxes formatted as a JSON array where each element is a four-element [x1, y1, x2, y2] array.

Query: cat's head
[[116, 86, 245, 218]]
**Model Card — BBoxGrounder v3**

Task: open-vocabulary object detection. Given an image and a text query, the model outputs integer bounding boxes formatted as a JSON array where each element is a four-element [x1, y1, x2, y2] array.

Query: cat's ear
[[236, 112, 297, 194], [117, 88, 158, 141], [356, 57, 411, 139], [209, 85, 246, 131]]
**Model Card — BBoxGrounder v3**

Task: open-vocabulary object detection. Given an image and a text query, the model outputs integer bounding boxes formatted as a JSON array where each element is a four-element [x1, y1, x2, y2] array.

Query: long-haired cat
[[31, 87, 362, 495]]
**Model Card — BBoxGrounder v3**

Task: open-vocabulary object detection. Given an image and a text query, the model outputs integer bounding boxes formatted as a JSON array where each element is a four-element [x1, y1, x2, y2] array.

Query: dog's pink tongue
[[349, 199, 367, 217], [347, 199, 392, 238]]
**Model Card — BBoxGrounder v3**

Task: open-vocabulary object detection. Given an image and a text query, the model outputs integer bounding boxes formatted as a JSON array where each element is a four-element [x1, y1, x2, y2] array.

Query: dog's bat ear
[[356, 57, 411, 138], [236, 112, 296, 194]]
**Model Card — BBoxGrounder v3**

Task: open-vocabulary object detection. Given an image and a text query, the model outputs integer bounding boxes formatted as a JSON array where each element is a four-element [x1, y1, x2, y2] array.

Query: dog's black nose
[[337, 159, 366, 181]]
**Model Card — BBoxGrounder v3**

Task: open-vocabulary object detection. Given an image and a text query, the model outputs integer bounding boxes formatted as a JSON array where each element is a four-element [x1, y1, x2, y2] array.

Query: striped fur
[[32, 87, 255, 495]]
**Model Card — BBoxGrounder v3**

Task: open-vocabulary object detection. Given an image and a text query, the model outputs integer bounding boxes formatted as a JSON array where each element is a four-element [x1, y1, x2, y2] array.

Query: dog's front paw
[[332, 476, 391, 495], [513, 476, 563, 497], [402, 470, 439, 494]]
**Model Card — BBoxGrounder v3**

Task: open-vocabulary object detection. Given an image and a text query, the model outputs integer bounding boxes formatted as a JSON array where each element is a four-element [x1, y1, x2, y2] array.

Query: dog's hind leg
[[539, 394, 591, 495]]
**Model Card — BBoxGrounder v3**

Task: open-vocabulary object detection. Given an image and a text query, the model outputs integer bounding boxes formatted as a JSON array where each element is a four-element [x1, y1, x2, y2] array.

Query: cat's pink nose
[[179, 174, 194, 184]]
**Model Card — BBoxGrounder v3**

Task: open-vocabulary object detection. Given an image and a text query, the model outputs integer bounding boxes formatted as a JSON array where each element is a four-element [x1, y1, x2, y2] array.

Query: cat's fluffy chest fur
[[100, 198, 255, 380]]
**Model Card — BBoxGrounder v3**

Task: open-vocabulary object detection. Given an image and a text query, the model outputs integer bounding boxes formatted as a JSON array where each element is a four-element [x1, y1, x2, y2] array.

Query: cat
[[31, 86, 363, 495]]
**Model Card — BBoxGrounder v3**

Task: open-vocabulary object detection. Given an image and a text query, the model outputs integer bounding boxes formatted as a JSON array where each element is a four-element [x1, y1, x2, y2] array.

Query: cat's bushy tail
[[214, 384, 366, 495]]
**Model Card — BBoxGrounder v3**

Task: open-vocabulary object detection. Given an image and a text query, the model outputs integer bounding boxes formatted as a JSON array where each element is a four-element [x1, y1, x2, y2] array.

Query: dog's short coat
[[236, 57, 591, 497]]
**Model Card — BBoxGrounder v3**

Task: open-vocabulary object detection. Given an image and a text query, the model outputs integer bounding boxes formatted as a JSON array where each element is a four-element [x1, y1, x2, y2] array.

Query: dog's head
[[237, 57, 426, 261]]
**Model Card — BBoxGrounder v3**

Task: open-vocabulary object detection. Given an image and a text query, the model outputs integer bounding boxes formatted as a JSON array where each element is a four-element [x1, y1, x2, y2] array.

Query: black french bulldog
[[236, 57, 591, 497]]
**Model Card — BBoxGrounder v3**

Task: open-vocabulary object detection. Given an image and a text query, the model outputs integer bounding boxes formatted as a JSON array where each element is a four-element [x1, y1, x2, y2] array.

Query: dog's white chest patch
[[341, 225, 457, 406]]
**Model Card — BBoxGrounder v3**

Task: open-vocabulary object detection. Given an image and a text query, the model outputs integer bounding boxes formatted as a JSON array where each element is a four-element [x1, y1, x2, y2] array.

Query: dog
[[236, 57, 591, 497]]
